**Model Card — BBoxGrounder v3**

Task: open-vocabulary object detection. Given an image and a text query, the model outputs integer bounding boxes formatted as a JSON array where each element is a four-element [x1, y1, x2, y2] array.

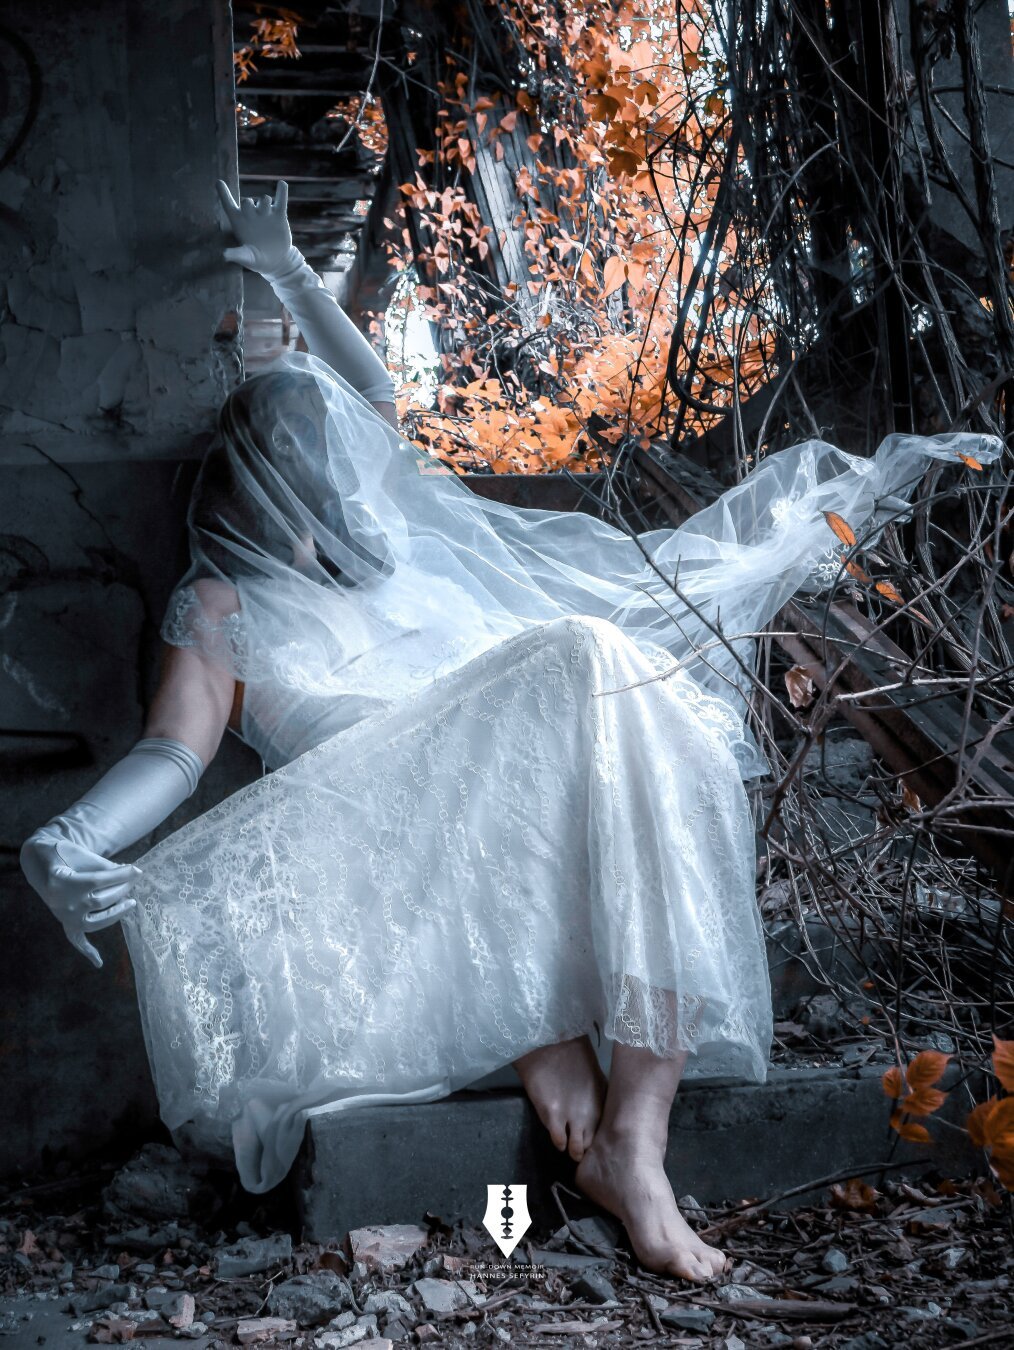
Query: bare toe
[[567, 1122, 589, 1162], [514, 1037, 606, 1159], [696, 1243, 727, 1278], [543, 1104, 568, 1152]]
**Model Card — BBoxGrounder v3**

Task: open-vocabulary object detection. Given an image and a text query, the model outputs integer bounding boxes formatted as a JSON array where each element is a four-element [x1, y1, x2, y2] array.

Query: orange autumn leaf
[[824, 511, 856, 547], [882, 1065, 905, 1099], [982, 1097, 1014, 1151], [603, 255, 628, 298], [905, 1050, 951, 1091], [829, 1178, 880, 1212], [993, 1036, 1014, 1093], [890, 1110, 932, 1145], [991, 1151, 1014, 1190], [901, 782, 922, 812], [843, 555, 871, 584], [956, 452, 983, 470], [903, 1086, 948, 1118], [875, 580, 905, 605], [784, 664, 816, 709], [967, 1098, 999, 1148]]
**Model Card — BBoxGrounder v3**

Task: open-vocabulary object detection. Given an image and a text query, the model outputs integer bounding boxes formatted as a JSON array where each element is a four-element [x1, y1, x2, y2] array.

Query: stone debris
[[361, 1289, 414, 1324], [528, 1247, 612, 1270], [660, 1304, 716, 1331], [676, 1194, 708, 1226], [69, 1281, 134, 1314], [0, 1143, 1011, 1349], [714, 1281, 761, 1302], [408, 1276, 477, 1314], [347, 1224, 427, 1275], [314, 1324, 368, 1348], [102, 1143, 217, 1224], [236, 1315, 299, 1343], [167, 1291, 196, 1328], [570, 1267, 618, 1303], [821, 1244, 850, 1273], [215, 1232, 294, 1277], [562, 1214, 622, 1253], [267, 1271, 355, 1326]]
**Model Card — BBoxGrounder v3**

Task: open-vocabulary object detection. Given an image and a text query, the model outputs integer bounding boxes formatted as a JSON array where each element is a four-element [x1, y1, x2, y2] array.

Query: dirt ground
[[1, 1143, 1011, 1350]]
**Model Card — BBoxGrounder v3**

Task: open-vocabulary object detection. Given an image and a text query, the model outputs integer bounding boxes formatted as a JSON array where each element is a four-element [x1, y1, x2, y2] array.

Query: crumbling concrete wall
[[0, 1, 259, 1180]]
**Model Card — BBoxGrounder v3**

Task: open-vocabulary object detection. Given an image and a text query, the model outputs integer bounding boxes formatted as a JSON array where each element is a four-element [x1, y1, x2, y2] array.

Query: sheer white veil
[[162, 349, 1004, 779]]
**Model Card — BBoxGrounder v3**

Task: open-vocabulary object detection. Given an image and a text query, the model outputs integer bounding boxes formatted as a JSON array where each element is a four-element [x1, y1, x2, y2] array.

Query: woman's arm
[[215, 180, 399, 432], [19, 622, 235, 968], [142, 642, 235, 769]]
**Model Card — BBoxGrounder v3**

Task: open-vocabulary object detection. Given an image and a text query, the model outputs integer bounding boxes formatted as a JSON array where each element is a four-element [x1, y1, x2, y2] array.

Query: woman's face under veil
[[187, 369, 395, 588]]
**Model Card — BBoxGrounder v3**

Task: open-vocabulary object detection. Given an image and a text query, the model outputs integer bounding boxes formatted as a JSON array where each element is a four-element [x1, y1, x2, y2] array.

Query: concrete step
[[294, 1062, 982, 1243]]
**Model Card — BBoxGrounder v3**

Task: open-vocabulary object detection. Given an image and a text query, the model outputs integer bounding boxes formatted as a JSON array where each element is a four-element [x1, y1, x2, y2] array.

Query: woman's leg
[[574, 1037, 728, 1281], [512, 1035, 608, 1161]]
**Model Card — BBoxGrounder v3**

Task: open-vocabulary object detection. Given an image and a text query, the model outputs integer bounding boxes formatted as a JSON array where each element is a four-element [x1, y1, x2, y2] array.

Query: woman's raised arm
[[216, 179, 399, 432]]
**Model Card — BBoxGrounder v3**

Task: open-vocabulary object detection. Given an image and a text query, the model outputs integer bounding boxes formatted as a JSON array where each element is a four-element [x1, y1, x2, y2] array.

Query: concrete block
[[295, 1063, 981, 1242]]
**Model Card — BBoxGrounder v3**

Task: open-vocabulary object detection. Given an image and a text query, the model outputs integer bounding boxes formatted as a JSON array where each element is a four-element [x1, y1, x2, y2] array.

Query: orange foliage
[[884, 1038, 1014, 1193], [234, 10, 302, 85], [325, 95, 389, 158], [383, 0, 754, 472], [817, 448, 980, 620]]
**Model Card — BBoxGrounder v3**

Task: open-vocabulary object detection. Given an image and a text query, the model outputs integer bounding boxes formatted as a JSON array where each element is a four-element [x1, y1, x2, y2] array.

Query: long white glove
[[216, 179, 397, 407], [20, 738, 205, 969]]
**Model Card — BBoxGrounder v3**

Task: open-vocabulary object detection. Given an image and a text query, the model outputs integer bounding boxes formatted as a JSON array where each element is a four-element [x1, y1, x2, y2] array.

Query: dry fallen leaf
[[829, 1178, 881, 1212], [901, 782, 923, 812], [784, 664, 817, 708]]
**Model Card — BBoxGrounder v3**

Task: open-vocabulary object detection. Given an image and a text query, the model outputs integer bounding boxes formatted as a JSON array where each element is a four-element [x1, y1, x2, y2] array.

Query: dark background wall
[[0, 0, 262, 1180]]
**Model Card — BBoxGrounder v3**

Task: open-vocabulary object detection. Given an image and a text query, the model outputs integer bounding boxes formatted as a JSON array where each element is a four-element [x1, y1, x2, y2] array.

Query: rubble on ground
[[0, 1142, 1011, 1348]]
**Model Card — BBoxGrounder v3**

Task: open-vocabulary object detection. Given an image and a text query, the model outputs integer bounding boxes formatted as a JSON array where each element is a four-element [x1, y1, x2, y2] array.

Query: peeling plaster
[[0, 3, 242, 466], [1, 652, 68, 716]]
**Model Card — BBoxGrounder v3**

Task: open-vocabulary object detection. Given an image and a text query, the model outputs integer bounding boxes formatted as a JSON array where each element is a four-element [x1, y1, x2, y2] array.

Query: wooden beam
[[236, 84, 362, 98], [239, 175, 377, 201], [777, 597, 1014, 899]]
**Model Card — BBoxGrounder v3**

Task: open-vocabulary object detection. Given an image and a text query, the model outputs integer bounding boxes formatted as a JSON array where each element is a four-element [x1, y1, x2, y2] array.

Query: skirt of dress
[[121, 613, 773, 1194]]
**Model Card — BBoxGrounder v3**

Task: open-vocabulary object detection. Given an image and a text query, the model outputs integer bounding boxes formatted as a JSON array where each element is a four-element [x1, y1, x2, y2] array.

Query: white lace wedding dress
[[122, 602, 771, 1194]]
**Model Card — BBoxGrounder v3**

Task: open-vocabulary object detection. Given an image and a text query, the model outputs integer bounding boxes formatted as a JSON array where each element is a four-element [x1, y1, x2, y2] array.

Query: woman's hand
[[20, 834, 140, 970], [216, 179, 299, 278]]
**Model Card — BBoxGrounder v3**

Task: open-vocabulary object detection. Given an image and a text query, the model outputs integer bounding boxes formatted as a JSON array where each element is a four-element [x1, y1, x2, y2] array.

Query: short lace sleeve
[[161, 582, 248, 672]]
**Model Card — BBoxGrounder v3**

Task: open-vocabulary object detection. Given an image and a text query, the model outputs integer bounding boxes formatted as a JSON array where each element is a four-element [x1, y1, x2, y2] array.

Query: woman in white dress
[[20, 183, 1001, 1281]]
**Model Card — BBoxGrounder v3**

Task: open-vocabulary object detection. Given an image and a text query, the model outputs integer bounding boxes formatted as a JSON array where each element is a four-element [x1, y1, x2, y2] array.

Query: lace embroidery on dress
[[123, 613, 772, 1192]]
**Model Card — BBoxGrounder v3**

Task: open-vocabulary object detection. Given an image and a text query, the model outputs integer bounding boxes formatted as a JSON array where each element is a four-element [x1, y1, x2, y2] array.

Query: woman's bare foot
[[513, 1035, 608, 1161], [574, 1123, 728, 1281]]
